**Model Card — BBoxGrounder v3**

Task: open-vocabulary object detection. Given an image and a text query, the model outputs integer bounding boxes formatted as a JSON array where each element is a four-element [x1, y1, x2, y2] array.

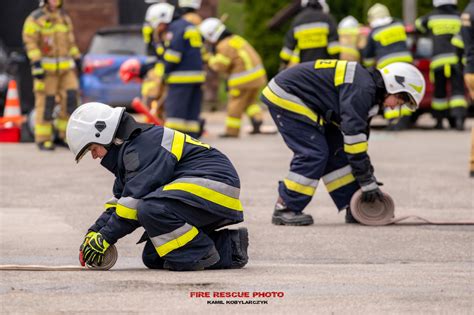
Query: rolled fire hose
[[350, 189, 474, 226], [0, 244, 118, 271]]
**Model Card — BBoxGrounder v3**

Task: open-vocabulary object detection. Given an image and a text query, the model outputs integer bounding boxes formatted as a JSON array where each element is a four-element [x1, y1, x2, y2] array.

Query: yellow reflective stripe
[[163, 183, 243, 211], [450, 98, 467, 108], [228, 68, 266, 87], [35, 123, 53, 136], [334, 60, 348, 86], [116, 204, 138, 220], [415, 18, 426, 32], [42, 60, 74, 71], [142, 25, 153, 43], [262, 86, 318, 123], [338, 28, 360, 36], [283, 179, 316, 196], [451, 36, 464, 49], [430, 55, 458, 69], [166, 73, 205, 84], [325, 173, 355, 192], [432, 99, 449, 110], [55, 118, 68, 132], [209, 53, 231, 67], [384, 107, 401, 119], [363, 58, 376, 67], [279, 49, 292, 61], [154, 63, 165, 77], [104, 202, 116, 210], [428, 18, 461, 35], [24, 21, 40, 34], [27, 49, 41, 60], [344, 141, 368, 154], [229, 88, 240, 97], [246, 104, 261, 117], [165, 120, 200, 133], [226, 116, 241, 128], [171, 130, 185, 161], [164, 52, 182, 63], [156, 226, 199, 257]]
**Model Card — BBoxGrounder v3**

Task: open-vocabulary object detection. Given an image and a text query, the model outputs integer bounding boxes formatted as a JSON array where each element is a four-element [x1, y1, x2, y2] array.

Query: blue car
[[80, 25, 148, 107]]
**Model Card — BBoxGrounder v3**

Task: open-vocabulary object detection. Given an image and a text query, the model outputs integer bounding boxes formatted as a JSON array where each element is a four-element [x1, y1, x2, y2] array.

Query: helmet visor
[[398, 92, 417, 111]]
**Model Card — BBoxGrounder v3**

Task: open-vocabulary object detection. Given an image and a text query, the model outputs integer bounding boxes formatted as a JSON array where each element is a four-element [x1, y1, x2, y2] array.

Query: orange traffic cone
[[0, 80, 23, 125]]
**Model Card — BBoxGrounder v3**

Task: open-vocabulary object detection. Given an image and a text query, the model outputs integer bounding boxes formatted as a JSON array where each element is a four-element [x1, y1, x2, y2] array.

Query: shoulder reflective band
[[283, 171, 319, 196], [322, 165, 355, 192], [334, 60, 357, 86], [372, 23, 407, 46], [427, 15, 461, 35], [376, 52, 413, 69], [151, 223, 199, 257], [163, 177, 243, 211], [116, 196, 140, 220], [161, 127, 185, 161]]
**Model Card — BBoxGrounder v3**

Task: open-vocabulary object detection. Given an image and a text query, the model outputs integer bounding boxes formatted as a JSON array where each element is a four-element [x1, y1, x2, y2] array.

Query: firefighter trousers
[[225, 87, 263, 136], [432, 64, 467, 120], [269, 106, 360, 212], [164, 83, 202, 138], [139, 198, 238, 271], [33, 70, 78, 143]]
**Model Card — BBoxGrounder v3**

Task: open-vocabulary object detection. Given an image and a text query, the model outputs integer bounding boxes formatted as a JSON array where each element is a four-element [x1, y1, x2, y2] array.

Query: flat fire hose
[[0, 244, 118, 271], [350, 189, 474, 226]]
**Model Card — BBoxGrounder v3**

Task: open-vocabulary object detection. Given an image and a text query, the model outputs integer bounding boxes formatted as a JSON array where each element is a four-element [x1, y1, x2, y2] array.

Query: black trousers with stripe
[[138, 198, 238, 271]]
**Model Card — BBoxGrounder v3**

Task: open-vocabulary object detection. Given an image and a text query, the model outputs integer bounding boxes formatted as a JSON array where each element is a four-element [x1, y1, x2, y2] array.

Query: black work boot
[[230, 227, 249, 269], [454, 117, 465, 131], [345, 208, 359, 224], [54, 138, 69, 149], [37, 140, 55, 151], [434, 118, 444, 130], [249, 117, 262, 135], [272, 198, 314, 226]]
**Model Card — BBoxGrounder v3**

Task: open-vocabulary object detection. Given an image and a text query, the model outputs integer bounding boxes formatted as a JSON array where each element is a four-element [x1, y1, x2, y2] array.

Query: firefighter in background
[[337, 16, 361, 62], [279, 0, 339, 69], [140, 3, 205, 138], [22, 0, 80, 150], [416, 0, 467, 130], [362, 3, 414, 130], [261, 60, 425, 225], [198, 18, 267, 137], [67, 102, 249, 271]]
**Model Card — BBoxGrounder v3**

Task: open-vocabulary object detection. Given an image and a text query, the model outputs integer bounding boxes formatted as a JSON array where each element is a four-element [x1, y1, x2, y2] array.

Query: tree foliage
[[242, 0, 471, 79]]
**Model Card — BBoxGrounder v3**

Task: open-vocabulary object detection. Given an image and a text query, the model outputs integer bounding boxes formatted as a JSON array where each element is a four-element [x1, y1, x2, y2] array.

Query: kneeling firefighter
[[67, 102, 249, 271]]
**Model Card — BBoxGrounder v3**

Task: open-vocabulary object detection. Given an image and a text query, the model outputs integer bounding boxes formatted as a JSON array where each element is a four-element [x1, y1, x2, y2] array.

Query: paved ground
[[1, 112, 473, 314]]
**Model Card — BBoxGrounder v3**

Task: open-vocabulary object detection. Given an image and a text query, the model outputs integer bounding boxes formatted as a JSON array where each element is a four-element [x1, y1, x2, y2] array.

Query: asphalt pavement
[[1, 112, 473, 314]]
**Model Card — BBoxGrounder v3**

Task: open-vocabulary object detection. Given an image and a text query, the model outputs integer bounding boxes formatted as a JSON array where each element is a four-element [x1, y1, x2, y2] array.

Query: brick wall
[[66, 0, 118, 53]]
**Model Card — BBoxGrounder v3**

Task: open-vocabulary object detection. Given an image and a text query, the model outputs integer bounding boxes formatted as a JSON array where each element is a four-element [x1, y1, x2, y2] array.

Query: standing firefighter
[[261, 60, 425, 225], [199, 18, 267, 137], [337, 16, 361, 62], [416, 0, 467, 130], [67, 102, 249, 271], [145, 3, 205, 138], [279, 0, 338, 69], [363, 3, 414, 129], [22, 0, 81, 150]]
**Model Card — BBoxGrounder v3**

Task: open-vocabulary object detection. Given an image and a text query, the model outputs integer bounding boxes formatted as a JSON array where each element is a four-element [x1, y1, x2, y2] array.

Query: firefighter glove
[[32, 61, 45, 80], [79, 231, 95, 266], [82, 232, 110, 266], [361, 186, 384, 203]]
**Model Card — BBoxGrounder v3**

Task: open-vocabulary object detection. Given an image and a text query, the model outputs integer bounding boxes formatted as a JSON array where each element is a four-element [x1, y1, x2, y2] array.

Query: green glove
[[82, 232, 110, 266]]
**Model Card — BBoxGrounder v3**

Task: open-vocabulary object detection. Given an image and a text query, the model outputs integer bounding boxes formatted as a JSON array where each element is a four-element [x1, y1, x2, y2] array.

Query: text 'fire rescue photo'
[[0, 0, 473, 313]]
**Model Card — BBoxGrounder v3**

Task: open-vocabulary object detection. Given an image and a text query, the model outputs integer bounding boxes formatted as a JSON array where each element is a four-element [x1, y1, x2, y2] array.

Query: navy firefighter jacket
[[90, 125, 243, 244], [260, 59, 382, 189]]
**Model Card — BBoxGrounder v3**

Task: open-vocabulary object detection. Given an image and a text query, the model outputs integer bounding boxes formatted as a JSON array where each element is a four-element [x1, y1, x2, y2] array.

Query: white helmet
[[179, 0, 201, 9], [199, 18, 226, 44], [433, 0, 457, 7], [145, 3, 175, 28], [368, 3, 390, 24], [66, 102, 125, 163], [378, 62, 426, 111], [338, 15, 359, 30]]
